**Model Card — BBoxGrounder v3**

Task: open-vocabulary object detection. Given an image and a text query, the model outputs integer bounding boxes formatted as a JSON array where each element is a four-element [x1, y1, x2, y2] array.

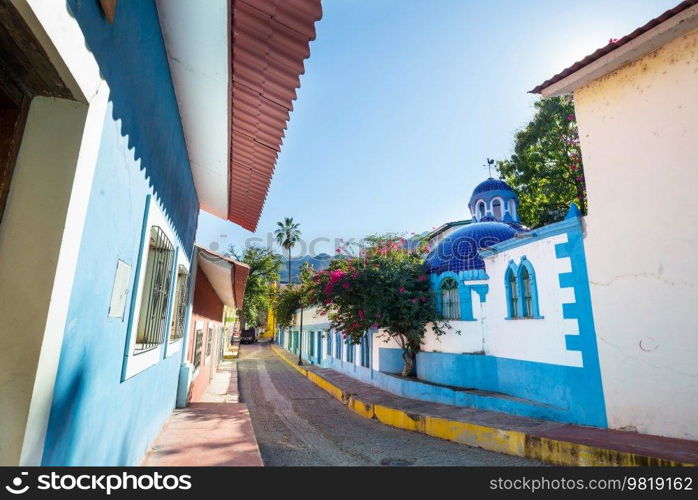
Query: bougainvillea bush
[[309, 235, 452, 377]]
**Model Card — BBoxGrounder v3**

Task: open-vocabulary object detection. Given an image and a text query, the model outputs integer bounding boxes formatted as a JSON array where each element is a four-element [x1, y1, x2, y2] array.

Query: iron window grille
[[169, 265, 190, 343], [521, 267, 533, 318], [135, 226, 175, 353], [326, 331, 332, 356], [335, 332, 342, 359], [508, 270, 520, 318], [193, 327, 203, 369], [440, 277, 460, 320], [206, 325, 213, 357]]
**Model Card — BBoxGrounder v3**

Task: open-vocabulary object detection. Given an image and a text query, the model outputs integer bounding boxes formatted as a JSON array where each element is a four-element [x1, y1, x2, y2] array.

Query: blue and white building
[[279, 176, 606, 427]]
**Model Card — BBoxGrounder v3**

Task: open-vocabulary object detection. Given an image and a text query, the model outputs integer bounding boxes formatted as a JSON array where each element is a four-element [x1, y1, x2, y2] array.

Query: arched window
[[440, 278, 460, 319], [508, 199, 517, 219], [492, 199, 502, 220], [477, 201, 486, 219], [506, 269, 519, 318], [518, 259, 541, 318], [521, 267, 533, 318]]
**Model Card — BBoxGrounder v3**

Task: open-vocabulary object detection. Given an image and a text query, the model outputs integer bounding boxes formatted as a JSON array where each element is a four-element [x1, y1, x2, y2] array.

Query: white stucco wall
[[574, 27, 698, 439], [485, 233, 582, 366], [421, 290, 484, 354]]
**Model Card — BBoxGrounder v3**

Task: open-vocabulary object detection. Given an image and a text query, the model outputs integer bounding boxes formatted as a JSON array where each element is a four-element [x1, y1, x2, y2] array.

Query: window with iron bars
[[193, 326, 203, 369], [206, 325, 213, 357], [440, 277, 460, 320], [169, 265, 190, 343], [135, 226, 175, 353]]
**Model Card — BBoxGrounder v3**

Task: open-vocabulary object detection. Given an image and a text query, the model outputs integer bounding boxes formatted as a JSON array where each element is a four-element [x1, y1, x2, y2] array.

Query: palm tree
[[274, 217, 301, 285]]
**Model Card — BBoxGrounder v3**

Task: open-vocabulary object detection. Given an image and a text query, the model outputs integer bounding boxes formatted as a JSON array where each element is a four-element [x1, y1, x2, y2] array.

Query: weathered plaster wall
[[574, 27, 698, 439]]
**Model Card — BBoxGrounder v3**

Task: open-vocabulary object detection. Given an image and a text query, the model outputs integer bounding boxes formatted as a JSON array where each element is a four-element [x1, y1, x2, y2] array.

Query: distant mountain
[[279, 253, 334, 284]]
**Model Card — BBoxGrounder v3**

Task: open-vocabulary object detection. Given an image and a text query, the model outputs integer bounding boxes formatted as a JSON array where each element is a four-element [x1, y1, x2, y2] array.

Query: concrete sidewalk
[[142, 360, 263, 466], [272, 346, 698, 466]]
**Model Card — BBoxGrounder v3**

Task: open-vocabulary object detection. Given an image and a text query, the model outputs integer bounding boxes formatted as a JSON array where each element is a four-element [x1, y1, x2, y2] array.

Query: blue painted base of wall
[[276, 344, 600, 426], [415, 350, 607, 427]]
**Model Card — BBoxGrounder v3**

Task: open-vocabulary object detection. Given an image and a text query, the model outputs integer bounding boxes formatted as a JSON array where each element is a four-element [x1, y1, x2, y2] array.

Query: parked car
[[240, 328, 257, 344]]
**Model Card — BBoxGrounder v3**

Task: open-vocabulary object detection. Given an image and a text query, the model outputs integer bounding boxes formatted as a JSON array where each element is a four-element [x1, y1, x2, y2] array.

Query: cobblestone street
[[237, 343, 542, 466]]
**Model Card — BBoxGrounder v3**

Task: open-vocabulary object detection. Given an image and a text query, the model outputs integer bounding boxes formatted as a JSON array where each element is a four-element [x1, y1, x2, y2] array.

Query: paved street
[[237, 343, 542, 466]]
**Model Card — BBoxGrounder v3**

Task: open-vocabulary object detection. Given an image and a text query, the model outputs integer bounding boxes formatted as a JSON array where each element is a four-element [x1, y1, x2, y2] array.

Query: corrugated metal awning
[[229, 0, 322, 231]]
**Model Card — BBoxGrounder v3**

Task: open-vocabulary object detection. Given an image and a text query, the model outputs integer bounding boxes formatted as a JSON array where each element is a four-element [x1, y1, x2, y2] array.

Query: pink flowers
[[398, 287, 406, 294], [358, 309, 365, 320], [329, 269, 346, 284], [371, 323, 378, 329], [567, 113, 576, 122], [417, 275, 427, 282], [336, 247, 342, 254], [411, 298, 418, 303], [342, 282, 350, 289], [420, 296, 427, 303]]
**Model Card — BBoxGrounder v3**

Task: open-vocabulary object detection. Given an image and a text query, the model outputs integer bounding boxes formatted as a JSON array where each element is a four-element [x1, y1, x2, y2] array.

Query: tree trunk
[[288, 247, 292, 285], [401, 349, 415, 377]]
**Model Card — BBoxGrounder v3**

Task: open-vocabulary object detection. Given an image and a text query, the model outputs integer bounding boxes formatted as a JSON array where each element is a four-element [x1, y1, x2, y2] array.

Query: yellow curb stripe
[[269, 346, 692, 466]]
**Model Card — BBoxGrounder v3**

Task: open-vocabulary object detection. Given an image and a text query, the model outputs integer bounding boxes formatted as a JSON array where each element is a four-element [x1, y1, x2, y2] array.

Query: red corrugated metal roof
[[531, 0, 698, 94], [230, 0, 322, 231]]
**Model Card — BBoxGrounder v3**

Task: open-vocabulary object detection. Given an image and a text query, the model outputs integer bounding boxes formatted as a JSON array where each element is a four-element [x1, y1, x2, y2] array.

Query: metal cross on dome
[[484, 158, 495, 178]]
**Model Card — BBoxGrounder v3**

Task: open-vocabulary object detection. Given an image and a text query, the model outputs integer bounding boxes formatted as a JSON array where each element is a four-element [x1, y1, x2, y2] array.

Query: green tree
[[273, 285, 302, 331], [497, 96, 586, 228], [272, 264, 313, 331], [227, 245, 281, 329], [309, 235, 452, 377], [274, 217, 301, 285]]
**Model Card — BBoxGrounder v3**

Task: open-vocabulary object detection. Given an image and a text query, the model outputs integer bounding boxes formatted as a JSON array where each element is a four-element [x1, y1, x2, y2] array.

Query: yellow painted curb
[[270, 346, 693, 466]]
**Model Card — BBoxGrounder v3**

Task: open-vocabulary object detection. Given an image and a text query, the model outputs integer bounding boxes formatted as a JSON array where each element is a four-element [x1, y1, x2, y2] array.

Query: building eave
[[196, 245, 250, 309], [157, 0, 322, 230], [532, 1, 698, 97]]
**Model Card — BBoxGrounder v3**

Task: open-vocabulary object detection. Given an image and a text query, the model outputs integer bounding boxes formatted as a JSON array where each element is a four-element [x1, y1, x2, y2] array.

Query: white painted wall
[[419, 234, 580, 366], [484, 233, 582, 367], [421, 289, 484, 354], [574, 27, 698, 440]]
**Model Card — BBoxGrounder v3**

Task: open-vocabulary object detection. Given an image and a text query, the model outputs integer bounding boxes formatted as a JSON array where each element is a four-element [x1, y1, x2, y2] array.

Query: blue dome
[[472, 177, 515, 196], [425, 222, 520, 274]]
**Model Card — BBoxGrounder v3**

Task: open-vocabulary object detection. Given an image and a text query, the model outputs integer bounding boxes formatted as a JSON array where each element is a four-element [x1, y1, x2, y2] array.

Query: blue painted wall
[[283, 210, 607, 428], [416, 211, 607, 427], [43, 1, 198, 465]]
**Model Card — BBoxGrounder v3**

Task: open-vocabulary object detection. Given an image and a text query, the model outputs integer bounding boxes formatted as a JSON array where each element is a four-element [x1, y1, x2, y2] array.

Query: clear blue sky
[[198, 0, 677, 257]]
